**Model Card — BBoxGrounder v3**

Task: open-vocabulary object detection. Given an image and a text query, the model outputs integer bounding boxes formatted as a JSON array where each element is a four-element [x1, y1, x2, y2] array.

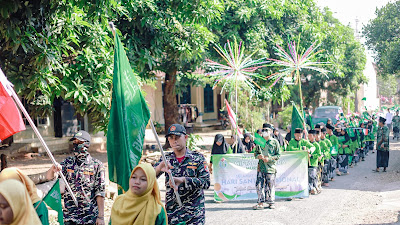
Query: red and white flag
[[0, 68, 25, 142], [224, 99, 242, 135]]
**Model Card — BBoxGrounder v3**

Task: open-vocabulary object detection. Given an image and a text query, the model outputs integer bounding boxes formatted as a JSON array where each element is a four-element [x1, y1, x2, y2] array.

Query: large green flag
[[43, 180, 63, 225], [254, 132, 266, 148], [107, 33, 151, 193], [291, 105, 305, 139]]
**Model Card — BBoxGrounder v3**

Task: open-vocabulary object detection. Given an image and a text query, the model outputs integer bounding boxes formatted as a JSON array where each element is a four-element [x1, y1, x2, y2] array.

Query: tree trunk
[[163, 67, 179, 132]]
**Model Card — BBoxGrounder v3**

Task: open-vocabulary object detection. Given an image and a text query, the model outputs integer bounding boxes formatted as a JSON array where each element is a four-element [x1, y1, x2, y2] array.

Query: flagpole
[[34, 179, 57, 210], [149, 118, 183, 206], [8, 88, 79, 207], [107, 22, 181, 206]]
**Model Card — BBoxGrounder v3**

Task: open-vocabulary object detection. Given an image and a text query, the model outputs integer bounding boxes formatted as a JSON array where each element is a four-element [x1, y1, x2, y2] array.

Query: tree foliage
[[0, 0, 117, 131], [0, 0, 367, 132], [113, 0, 223, 131], [363, 1, 400, 76]]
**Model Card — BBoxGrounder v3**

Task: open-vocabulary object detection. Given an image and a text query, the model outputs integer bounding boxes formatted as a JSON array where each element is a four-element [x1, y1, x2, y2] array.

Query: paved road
[[202, 138, 400, 225]]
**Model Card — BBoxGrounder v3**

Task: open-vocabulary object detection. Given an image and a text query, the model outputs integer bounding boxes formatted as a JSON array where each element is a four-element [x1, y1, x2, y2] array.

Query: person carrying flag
[[45, 130, 106, 225], [155, 124, 210, 225], [253, 128, 281, 210]]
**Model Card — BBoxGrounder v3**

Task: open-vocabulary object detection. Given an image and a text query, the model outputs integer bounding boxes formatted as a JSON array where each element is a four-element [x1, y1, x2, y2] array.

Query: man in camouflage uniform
[[375, 117, 390, 172], [155, 124, 210, 225], [46, 130, 105, 225], [253, 128, 280, 210], [392, 110, 400, 140]]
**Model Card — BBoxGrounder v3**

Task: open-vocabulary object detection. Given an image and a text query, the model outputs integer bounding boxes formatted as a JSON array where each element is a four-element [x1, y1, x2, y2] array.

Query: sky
[[315, 0, 394, 109], [316, 0, 393, 32]]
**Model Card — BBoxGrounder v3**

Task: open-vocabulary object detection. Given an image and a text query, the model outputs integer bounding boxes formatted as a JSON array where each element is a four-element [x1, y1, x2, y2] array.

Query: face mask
[[73, 144, 88, 161]]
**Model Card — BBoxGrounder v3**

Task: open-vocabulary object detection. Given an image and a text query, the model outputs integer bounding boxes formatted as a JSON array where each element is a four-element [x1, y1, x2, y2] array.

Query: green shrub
[[187, 133, 203, 151], [276, 105, 293, 129]]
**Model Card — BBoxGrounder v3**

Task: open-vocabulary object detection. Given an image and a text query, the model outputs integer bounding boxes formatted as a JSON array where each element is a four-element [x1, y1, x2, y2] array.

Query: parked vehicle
[[312, 106, 343, 125]]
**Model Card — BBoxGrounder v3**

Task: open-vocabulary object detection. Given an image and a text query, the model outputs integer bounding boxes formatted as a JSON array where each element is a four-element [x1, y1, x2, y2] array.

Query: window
[[180, 85, 191, 104], [21, 98, 49, 126], [204, 84, 214, 113]]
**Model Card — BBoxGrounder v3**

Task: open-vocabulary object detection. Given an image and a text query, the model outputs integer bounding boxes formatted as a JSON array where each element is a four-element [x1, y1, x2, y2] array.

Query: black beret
[[308, 129, 316, 134], [326, 124, 335, 130], [294, 128, 302, 133]]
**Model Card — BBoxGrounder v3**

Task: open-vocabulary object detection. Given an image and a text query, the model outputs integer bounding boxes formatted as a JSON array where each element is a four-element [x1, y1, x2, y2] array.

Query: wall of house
[[143, 80, 222, 125], [13, 115, 55, 141], [143, 79, 164, 125]]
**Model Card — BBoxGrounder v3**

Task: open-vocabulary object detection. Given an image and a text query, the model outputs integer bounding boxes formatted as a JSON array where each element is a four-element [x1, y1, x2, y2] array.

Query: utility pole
[[354, 17, 362, 113]]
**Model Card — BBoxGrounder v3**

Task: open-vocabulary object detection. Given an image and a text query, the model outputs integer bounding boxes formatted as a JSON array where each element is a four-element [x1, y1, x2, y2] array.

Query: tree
[[363, 1, 400, 76], [0, 0, 117, 132], [113, 0, 223, 131], [377, 75, 397, 98]]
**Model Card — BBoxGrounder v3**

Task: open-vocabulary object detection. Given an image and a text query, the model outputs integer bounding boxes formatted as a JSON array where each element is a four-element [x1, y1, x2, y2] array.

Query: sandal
[[252, 204, 264, 210]]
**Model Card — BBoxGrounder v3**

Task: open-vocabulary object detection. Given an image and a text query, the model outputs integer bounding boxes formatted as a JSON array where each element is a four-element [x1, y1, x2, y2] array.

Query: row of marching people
[[210, 115, 387, 198], [286, 115, 387, 195]]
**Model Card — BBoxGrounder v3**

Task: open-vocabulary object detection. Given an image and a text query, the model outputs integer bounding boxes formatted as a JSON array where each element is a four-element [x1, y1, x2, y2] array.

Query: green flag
[[291, 105, 305, 139], [254, 132, 266, 148], [43, 180, 63, 225], [107, 33, 151, 193]]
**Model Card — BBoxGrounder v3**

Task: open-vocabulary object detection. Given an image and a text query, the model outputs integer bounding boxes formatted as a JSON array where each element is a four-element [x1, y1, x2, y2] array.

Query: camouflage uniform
[[60, 154, 105, 224], [392, 115, 400, 139], [254, 138, 281, 205], [155, 149, 210, 225], [376, 125, 390, 168]]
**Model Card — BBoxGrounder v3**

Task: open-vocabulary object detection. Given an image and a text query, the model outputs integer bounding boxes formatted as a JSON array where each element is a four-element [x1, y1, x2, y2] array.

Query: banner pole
[[149, 118, 183, 206], [9, 88, 79, 207]]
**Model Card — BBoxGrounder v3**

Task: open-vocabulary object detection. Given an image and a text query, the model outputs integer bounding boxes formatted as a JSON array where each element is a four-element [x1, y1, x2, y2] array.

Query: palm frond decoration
[[205, 38, 268, 137], [267, 40, 330, 115], [205, 39, 269, 92]]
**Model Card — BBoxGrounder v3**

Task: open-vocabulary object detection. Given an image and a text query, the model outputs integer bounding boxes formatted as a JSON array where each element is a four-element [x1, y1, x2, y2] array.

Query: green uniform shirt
[[318, 140, 330, 161], [286, 138, 314, 152], [338, 136, 352, 155], [392, 115, 400, 129], [322, 138, 332, 148], [309, 141, 321, 167], [254, 138, 281, 173], [376, 125, 389, 151], [326, 134, 338, 156]]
